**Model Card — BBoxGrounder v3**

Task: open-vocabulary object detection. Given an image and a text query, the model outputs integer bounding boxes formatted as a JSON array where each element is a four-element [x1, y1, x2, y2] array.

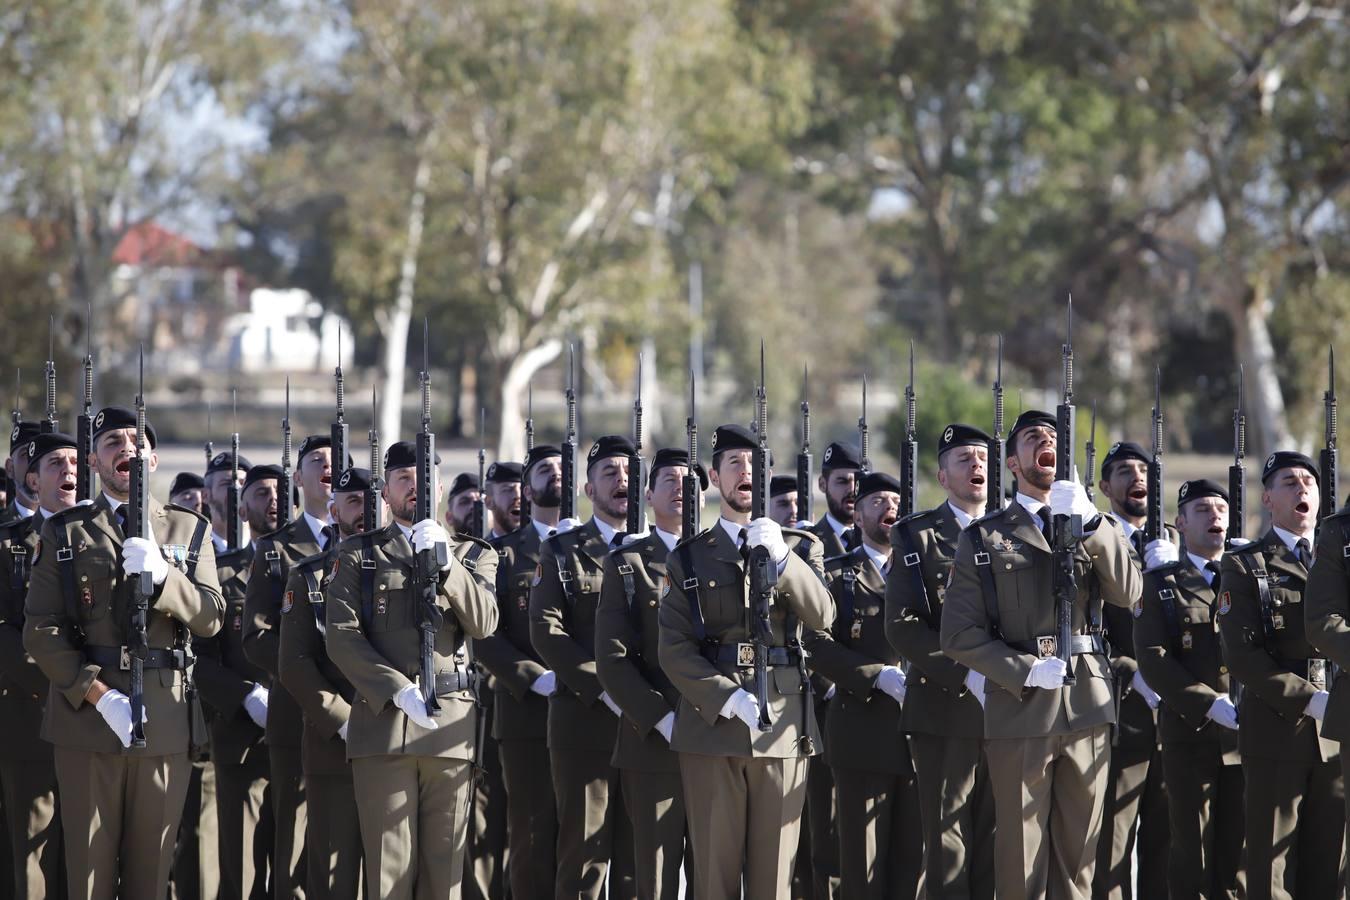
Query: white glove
[[555, 518, 584, 535], [600, 691, 622, 717], [822, 683, 837, 701], [1049, 476, 1097, 521], [243, 683, 269, 728], [1305, 690, 1329, 721], [964, 669, 987, 708], [745, 517, 789, 564], [122, 536, 170, 586], [410, 519, 453, 572], [1228, 537, 1253, 549], [95, 689, 149, 749], [338, 720, 350, 741], [655, 711, 675, 744], [1206, 696, 1239, 730], [1131, 671, 1161, 710], [794, 519, 813, 529], [530, 671, 557, 697], [622, 530, 649, 546], [1144, 539, 1179, 570], [720, 689, 763, 731], [394, 683, 440, 730], [876, 666, 907, 705], [1025, 656, 1069, 689]]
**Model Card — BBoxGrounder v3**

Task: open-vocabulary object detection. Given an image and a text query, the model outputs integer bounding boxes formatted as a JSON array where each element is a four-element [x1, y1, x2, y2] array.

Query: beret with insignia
[[297, 435, 354, 470], [170, 472, 205, 495], [334, 467, 371, 493], [821, 441, 862, 472], [206, 451, 253, 476], [523, 445, 562, 479], [770, 474, 798, 498], [449, 472, 480, 497], [1101, 441, 1148, 480], [92, 406, 158, 449], [26, 431, 77, 465], [711, 424, 756, 454], [1006, 410, 1056, 453], [649, 448, 708, 490], [243, 464, 284, 490], [586, 435, 636, 470], [1262, 450, 1319, 485], [857, 471, 904, 501], [385, 441, 441, 472], [10, 421, 41, 454], [937, 423, 992, 461], [486, 461, 523, 485], [1177, 478, 1228, 508]]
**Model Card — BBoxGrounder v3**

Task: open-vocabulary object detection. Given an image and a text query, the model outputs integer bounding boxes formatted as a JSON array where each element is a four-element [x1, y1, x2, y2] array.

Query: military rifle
[[561, 345, 578, 520], [127, 346, 152, 748], [1084, 402, 1098, 504], [521, 385, 535, 522], [472, 409, 487, 539], [859, 374, 872, 475], [42, 316, 57, 433], [1053, 296, 1080, 686], [415, 321, 446, 718], [796, 366, 813, 524], [77, 304, 95, 501], [203, 404, 214, 469], [227, 391, 243, 551], [1322, 346, 1338, 524], [10, 369, 19, 434], [278, 378, 295, 530], [627, 355, 646, 536], [900, 343, 918, 518], [367, 385, 383, 531], [331, 329, 349, 487], [989, 336, 1005, 510], [1146, 369, 1164, 545], [748, 342, 774, 732], [1228, 368, 1246, 549], [682, 374, 701, 540]]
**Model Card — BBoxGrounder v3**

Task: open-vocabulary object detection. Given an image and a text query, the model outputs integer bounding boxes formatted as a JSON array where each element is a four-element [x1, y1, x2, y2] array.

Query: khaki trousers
[[214, 754, 273, 900], [304, 771, 363, 900], [462, 732, 507, 900], [0, 756, 63, 899], [909, 733, 995, 900], [832, 764, 925, 899], [1160, 742, 1244, 900], [269, 747, 307, 899], [498, 738, 556, 900], [620, 767, 689, 899], [549, 746, 635, 900], [1243, 756, 1344, 900]]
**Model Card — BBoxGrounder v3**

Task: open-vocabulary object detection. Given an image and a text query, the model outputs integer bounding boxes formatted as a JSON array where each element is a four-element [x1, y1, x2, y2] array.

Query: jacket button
[[649, 600, 656, 607], [1219, 665, 1228, 674], [708, 579, 717, 587], [1005, 563, 1012, 570], [1183, 617, 1191, 624]]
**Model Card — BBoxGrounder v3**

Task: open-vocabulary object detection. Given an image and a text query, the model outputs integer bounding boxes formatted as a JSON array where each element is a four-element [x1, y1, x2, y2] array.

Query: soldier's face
[[28, 448, 79, 513], [330, 491, 368, 537], [1008, 426, 1055, 492], [382, 465, 441, 525], [6, 452, 32, 504], [527, 457, 563, 508], [1177, 496, 1227, 557], [649, 466, 690, 532], [711, 450, 754, 515], [171, 488, 205, 514], [859, 490, 901, 546], [769, 491, 798, 527], [94, 428, 158, 500], [938, 444, 988, 507], [298, 448, 333, 505], [448, 490, 479, 533], [486, 481, 521, 532], [818, 469, 858, 524], [242, 478, 278, 535], [1101, 459, 1148, 520], [585, 456, 629, 523], [206, 469, 245, 520], [1262, 467, 1319, 535]]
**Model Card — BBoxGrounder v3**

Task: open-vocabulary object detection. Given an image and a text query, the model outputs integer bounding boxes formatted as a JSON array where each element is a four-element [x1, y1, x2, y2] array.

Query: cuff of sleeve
[[64, 664, 101, 709]]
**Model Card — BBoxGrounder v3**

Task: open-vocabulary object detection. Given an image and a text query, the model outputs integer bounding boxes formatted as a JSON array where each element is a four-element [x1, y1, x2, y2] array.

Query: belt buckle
[[735, 642, 755, 667], [119, 646, 132, 671], [1310, 658, 1327, 688], [1034, 635, 1058, 659]]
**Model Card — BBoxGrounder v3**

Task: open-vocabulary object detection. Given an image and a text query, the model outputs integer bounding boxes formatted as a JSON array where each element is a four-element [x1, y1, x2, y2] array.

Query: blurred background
[[1, 1, 1346, 512]]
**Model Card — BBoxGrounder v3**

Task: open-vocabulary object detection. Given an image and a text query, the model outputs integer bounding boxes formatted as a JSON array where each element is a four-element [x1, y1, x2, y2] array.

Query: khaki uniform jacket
[[325, 524, 498, 760], [476, 524, 550, 742], [657, 524, 834, 758], [1134, 558, 1240, 762], [23, 495, 224, 755], [808, 516, 855, 559], [529, 519, 623, 753], [885, 506, 984, 739], [1306, 509, 1350, 742], [0, 514, 53, 760], [242, 516, 323, 751], [194, 544, 268, 766], [595, 531, 679, 773], [940, 502, 1140, 740], [1218, 528, 1336, 761], [279, 547, 354, 776], [806, 546, 909, 774]]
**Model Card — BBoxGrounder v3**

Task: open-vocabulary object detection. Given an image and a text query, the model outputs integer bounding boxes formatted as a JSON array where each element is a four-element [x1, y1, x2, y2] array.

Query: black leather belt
[[433, 670, 477, 695], [1009, 634, 1105, 658], [85, 645, 188, 671], [702, 644, 799, 668]]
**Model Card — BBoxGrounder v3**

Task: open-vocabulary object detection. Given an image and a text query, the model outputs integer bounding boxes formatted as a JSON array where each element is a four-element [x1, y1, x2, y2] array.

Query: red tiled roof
[[111, 222, 201, 267]]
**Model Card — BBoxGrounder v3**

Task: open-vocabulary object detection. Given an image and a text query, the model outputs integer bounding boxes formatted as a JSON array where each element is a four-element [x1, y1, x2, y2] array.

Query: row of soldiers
[[3, 380, 1350, 899]]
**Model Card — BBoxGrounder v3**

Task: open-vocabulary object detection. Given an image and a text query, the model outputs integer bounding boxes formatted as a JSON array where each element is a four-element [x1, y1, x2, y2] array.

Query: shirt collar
[[532, 518, 555, 541], [1272, 525, 1310, 554], [719, 517, 747, 546], [825, 513, 850, 537], [591, 516, 618, 547], [1105, 511, 1139, 540], [1015, 492, 1046, 517], [862, 542, 889, 574], [1187, 551, 1221, 580], [304, 510, 332, 548], [946, 501, 976, 530], [396, 522, 413, 541], [13, 503, 34, 519], [103, 492, 124, 512], [654, 527, 679, 552], [38, 506, 56, 520], [211, 531, 227, 552]]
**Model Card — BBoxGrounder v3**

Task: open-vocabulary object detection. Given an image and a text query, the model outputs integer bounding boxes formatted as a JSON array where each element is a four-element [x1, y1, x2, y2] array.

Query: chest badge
[[1181, 630, 1193, 650], [376, 598, 388, 616], [282, 591, 294, 614], [233, 613, 243, 631], [1218, 591, 1232, 615], [850, 619, 863, 640]]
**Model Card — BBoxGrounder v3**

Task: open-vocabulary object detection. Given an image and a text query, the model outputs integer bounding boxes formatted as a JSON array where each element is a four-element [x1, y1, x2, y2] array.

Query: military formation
[[5, 314, 1350, 900]]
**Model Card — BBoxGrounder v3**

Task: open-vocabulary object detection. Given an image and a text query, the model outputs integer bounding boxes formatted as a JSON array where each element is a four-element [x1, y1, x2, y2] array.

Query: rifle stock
[[1053, 298, 1078, 687], [415, 322, 446, 718], [127, 347, 152, 748]]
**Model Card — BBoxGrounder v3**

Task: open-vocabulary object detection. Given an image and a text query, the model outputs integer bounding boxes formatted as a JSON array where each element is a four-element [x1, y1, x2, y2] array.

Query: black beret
[[938, 423, 993, 459], [384, 441, 441, 472], [334, 467, 372, 493], [1261, 450, 1319, 485], [769, 475, 798, 498], [821, 441, 862, 472], [1006, 410, 1056, 451], [10, 421, 40, 454], [649, 448, 709, 490], [25, 431, 77, 465], [586, 435, 636, 469], [856, 471, 904, 501], [243, 464, 284, 491], [297, 435, 330, 460], [486, 461, 523, 485], [711, 424, 757, 454], [92, 406, 157, 449], [206, 450, 253, 476], [523, 444, 562, 478], [1177, 479, 1228, 508], [1101, 441, 1149, 480], [170, 472, 205, 495], [449, 472, 480, 496]]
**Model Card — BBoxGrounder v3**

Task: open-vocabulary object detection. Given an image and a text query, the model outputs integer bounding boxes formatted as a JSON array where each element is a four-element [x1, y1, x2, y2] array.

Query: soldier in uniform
[[596, 447, 704, 898], [0, 431, 75, 898], [485, 460, 523, 540], [3, 422, 41, 523], [940, 409, 1141, 900], [530, 434, 638, 899], [171, 472, 207, 516], [886, 423, 995, 899], [769, 474, 800, 527], [206, 451, 253, 555], [196, 464, 284, 900], [1218, 451, 1344, 899], [24, 405, 225, 900], [446, 472, 481, 537], [1091, 440, 1169, 900], [475, 444, 562, 898], [657, 423, 834, 898], [243, 434, 342, 899], [325, 440, 499, 898], [807, 470, 925, 898], [279, 466, 379, 900], [1134, 479, 1244, 899]]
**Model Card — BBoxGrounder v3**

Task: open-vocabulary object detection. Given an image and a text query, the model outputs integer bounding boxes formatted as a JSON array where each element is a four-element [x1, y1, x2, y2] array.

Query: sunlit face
[[769, 491, 798, 527], [1263, 467, 1319, 536], [858, 490, 901, 547], [585, 456, 630, 523], [448, 489, 480, 533], [241, 477, 278, 535], [487, 481, 521, 532], [649, 465, 690, 533], [1177, 495, 1228, 557], [382, 465, 442, 525], [711, 450, 754, 516], [94, 428, 158, 501], [171, 487, 205, 515], [298, 447, 333, 506], [27, 448, 79, 513], [329, 490, 371, 538], [206, 468, 246, 522], [1007, 425, 1055, 492], [527, 457, 563, 508], [818, 469, 858, 524], [938, 444, 988, 508], [1101, 459, 1149, 521]]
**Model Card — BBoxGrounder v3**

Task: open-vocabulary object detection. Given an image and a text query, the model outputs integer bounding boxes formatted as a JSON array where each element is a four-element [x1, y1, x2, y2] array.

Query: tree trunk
[[379, 147, 433, 442], [498, 339, 563, 460], [1230, 276, 1294, 457]]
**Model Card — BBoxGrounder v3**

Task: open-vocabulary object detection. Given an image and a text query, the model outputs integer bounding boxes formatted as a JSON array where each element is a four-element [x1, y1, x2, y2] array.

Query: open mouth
[[509, 503, 521, 515], [1208, 526, 1223, 536], [59, 480, 76, 493], [970, 475, 986, 487], [614, 489, 628, 500], [1036, 450, 1056, 470], [1129, 487, 1148, 501], [320, 475, 332, 486], [115, 460, 131, 475], [736, 480, 752, 494], [881, 515, 897, 528], [1296, 501, 1311, 515]]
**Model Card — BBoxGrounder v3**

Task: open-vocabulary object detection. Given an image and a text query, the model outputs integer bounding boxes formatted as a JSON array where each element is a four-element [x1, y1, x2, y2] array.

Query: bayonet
[[42, 316, 57, 433], [473, 409, 487, 539], [796, 365, 813, 524], [682, 372, 701, 540], [989, 335, 1005, 510], [859, 374, 872, 475], [521, 383, 535, 521], [228, 390, 243, 551], [900, 342, 918, 518], [1084, 402, 1098, 503], [367, 385, 383, 531], [278, 378, 294, 529], [1228, 368, 1246, 549], [627, 353, 646, 535]]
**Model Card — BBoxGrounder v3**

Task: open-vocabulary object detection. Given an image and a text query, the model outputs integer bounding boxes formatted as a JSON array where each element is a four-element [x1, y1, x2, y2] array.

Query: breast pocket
[[75, 557, 118, 623], [369, 573, 412, 633], [991, 552, 1036, 611]]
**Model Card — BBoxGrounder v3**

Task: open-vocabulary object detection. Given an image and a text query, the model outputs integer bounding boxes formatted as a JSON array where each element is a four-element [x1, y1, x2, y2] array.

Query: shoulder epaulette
[[672, 528, 710, 553], [293, 549, 330, 574], [256, 521, 292, 543], [972, 505, 1007, 528], [1322, 507, 1350, 523], [783, 526, 820, 545], [897, 507, 937, 529], [1143, 560, 1183, 578], [164, 502, 210, 525], [47, 503, 95, 526], [823, 544, 866, 572], [457, 534, 494, 554], [216, 546, 251, 566], [1230, 540, 1265, 556]]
